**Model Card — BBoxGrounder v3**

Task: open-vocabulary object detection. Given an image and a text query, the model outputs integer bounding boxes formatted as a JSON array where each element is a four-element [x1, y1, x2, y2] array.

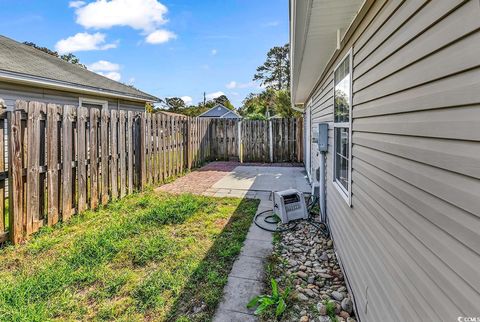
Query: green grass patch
[[0, 191, 259, 321]]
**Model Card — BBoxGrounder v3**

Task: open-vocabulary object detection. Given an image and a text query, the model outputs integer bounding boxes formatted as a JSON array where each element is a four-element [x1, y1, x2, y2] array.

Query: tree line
[[24, 40, 300, 119], [159, 43, 300, 119]]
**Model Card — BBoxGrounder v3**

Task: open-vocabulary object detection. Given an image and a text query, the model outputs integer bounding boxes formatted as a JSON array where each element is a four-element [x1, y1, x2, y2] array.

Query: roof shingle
[[0, 35, 158, 101]]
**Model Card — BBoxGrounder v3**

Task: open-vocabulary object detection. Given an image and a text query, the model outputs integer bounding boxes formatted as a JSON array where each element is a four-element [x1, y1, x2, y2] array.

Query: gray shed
[[198, 104, 241, 119]]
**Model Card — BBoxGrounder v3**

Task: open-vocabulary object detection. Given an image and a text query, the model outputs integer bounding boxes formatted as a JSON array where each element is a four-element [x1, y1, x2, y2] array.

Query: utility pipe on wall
[[319, 151, 326, 223], [317, 122, 329, 224]]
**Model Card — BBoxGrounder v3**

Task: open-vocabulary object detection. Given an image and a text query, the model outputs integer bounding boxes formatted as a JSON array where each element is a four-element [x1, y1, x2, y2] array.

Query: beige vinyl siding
[[0, 81, 145, 111], [308, 0, 480, 321]]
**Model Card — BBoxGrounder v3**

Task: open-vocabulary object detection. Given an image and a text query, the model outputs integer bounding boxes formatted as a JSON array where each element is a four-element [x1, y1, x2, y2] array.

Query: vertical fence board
[[10, 104, 25, 243], [62, 105, 75, 220], [26, 102, 42, 233], [47, 104, 61, 224], [110, 110, 118, 200], [77, 106, 87, 213], [100, 107, 109, 204], [90, 108, 99, 209], [159, 114, 165, 182], [127, 111, 134, 194], [140, 113, 146, 189], [152, 114, 158, 184], [119, 111, 127, 197]]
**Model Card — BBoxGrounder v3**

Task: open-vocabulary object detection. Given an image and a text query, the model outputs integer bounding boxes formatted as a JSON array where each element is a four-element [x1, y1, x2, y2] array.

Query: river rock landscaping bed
[[264, 221, 356, 322]]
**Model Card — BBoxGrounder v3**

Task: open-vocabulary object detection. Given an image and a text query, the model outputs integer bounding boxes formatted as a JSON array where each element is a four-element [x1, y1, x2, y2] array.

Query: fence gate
[[239, 118, 303, 163]]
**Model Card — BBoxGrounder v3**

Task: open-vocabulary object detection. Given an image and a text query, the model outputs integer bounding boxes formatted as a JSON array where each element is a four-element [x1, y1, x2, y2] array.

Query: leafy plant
[[324, 299, 339, 322], [247, 278, 290, 318]]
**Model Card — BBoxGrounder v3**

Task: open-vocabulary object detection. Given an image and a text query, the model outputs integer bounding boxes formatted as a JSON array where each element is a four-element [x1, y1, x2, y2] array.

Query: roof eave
[[0, 69, 159, 103], [289, 0, 368, 110]]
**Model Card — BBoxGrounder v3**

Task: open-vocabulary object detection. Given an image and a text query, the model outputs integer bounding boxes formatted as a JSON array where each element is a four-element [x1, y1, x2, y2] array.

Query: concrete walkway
[[155, 162, 310, 321], [212, 193, 274, 322], [208, 165, 310, 321]]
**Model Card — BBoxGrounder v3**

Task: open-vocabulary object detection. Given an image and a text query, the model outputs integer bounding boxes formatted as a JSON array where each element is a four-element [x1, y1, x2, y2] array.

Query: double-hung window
[[333, 52, 352, 204]]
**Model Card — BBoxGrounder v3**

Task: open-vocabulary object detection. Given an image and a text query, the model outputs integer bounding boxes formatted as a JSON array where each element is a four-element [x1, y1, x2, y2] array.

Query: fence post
[[101, 106, 109, 204], [186, 117, 191, 170], [238, 120, 242, 163], [9, 102, 25, 244], [139, 112, 147, 189], [62, 105, 75, 220], [269, 119, 274, 163]]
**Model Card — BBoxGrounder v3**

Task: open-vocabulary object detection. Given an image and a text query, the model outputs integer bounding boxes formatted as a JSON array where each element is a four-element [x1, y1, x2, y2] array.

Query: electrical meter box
[[318, 123, 328, 152], [273, 189, 308, 224]]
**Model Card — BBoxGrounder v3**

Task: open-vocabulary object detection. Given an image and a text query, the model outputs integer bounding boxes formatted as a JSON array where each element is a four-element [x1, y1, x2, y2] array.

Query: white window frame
[[79, 97, 108, 110], [332, 49, 353, 206]]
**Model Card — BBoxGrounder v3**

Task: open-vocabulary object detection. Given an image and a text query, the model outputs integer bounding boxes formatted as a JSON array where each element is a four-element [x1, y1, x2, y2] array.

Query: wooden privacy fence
[[0, 100, 302, 244], [209, 118, 303, 163]]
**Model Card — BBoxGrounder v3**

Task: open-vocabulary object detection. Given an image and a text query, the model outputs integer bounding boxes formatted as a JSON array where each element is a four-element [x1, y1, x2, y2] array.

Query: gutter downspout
[[319, 151, 327, 223]]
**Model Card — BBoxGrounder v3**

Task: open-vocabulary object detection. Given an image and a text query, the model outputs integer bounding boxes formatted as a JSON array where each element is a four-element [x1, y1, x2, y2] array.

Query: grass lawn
[[0, 191, 259, 321]]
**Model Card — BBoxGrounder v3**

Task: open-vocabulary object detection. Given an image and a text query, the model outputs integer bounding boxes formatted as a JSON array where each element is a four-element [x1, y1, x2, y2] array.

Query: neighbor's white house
[[290, 0, 480, 321]]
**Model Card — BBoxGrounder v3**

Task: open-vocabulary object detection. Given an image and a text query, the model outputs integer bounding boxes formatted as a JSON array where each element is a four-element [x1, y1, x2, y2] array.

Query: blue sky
[[0, 0, 289, 107]]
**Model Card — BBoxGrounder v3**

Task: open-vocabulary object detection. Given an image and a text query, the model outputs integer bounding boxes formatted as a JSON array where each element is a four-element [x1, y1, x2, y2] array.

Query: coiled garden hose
[[253, 193, 330, 237]]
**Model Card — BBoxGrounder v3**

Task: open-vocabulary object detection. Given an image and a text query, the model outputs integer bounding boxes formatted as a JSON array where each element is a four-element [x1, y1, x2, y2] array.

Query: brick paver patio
[[156, 161, 303, 195]]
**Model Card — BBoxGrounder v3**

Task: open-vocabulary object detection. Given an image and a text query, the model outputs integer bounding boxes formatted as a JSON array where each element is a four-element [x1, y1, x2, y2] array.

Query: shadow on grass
[[165, 197, 260, 322]]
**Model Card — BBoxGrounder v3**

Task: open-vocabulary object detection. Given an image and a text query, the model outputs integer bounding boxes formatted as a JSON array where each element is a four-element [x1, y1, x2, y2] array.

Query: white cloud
[[226, 81, 237, 89], [72, 0, 175, 44], [88, 60, 121, 82], [145, 29, 176, 44], [88, 60, 120, 72], [55, 32, 117, 54], [180, 96, 193, 105], [225, 80, 258, 89], [69, 1, 85, 8], [96, 71, 121, 81], [75, 0, 167, 31], [206, 91, 225, 100], [211, 49, 217, 55]]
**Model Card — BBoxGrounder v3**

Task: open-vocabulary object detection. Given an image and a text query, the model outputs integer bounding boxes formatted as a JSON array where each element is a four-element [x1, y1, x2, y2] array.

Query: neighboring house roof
[[198, 104, 242, 118], [221, 110, 242, 119], [158, 110, 187, 118], [0, 35, 158, 102]]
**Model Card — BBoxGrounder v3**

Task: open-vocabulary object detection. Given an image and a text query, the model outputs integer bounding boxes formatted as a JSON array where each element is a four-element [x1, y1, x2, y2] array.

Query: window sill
[[333, 180, 351, 207]]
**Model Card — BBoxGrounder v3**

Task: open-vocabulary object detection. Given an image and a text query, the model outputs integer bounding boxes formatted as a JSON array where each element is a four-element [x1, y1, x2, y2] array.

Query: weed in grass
[[129, 232, 176, 266], [133, 269, 180, 311], [247, 278, 291, 318], [139, 194, 210, 226]]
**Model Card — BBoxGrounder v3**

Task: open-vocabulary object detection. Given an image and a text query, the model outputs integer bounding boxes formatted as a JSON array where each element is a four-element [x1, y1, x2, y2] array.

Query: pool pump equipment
[[254, 189, 330, 237], [273, 189, 308, 224]]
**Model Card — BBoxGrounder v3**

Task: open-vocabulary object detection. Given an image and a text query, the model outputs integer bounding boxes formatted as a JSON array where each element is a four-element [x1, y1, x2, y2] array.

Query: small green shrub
[[324, 299, 339, 322], [247, 278, 290, 318]]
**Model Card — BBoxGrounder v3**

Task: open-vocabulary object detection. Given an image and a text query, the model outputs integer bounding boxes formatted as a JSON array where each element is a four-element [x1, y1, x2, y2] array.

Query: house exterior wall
[[0, 81, 146, 111], [306, 1, 480, 321]]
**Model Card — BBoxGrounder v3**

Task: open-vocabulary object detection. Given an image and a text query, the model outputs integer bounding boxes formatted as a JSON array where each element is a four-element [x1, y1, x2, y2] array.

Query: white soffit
[[290, 0, 364, 105]]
